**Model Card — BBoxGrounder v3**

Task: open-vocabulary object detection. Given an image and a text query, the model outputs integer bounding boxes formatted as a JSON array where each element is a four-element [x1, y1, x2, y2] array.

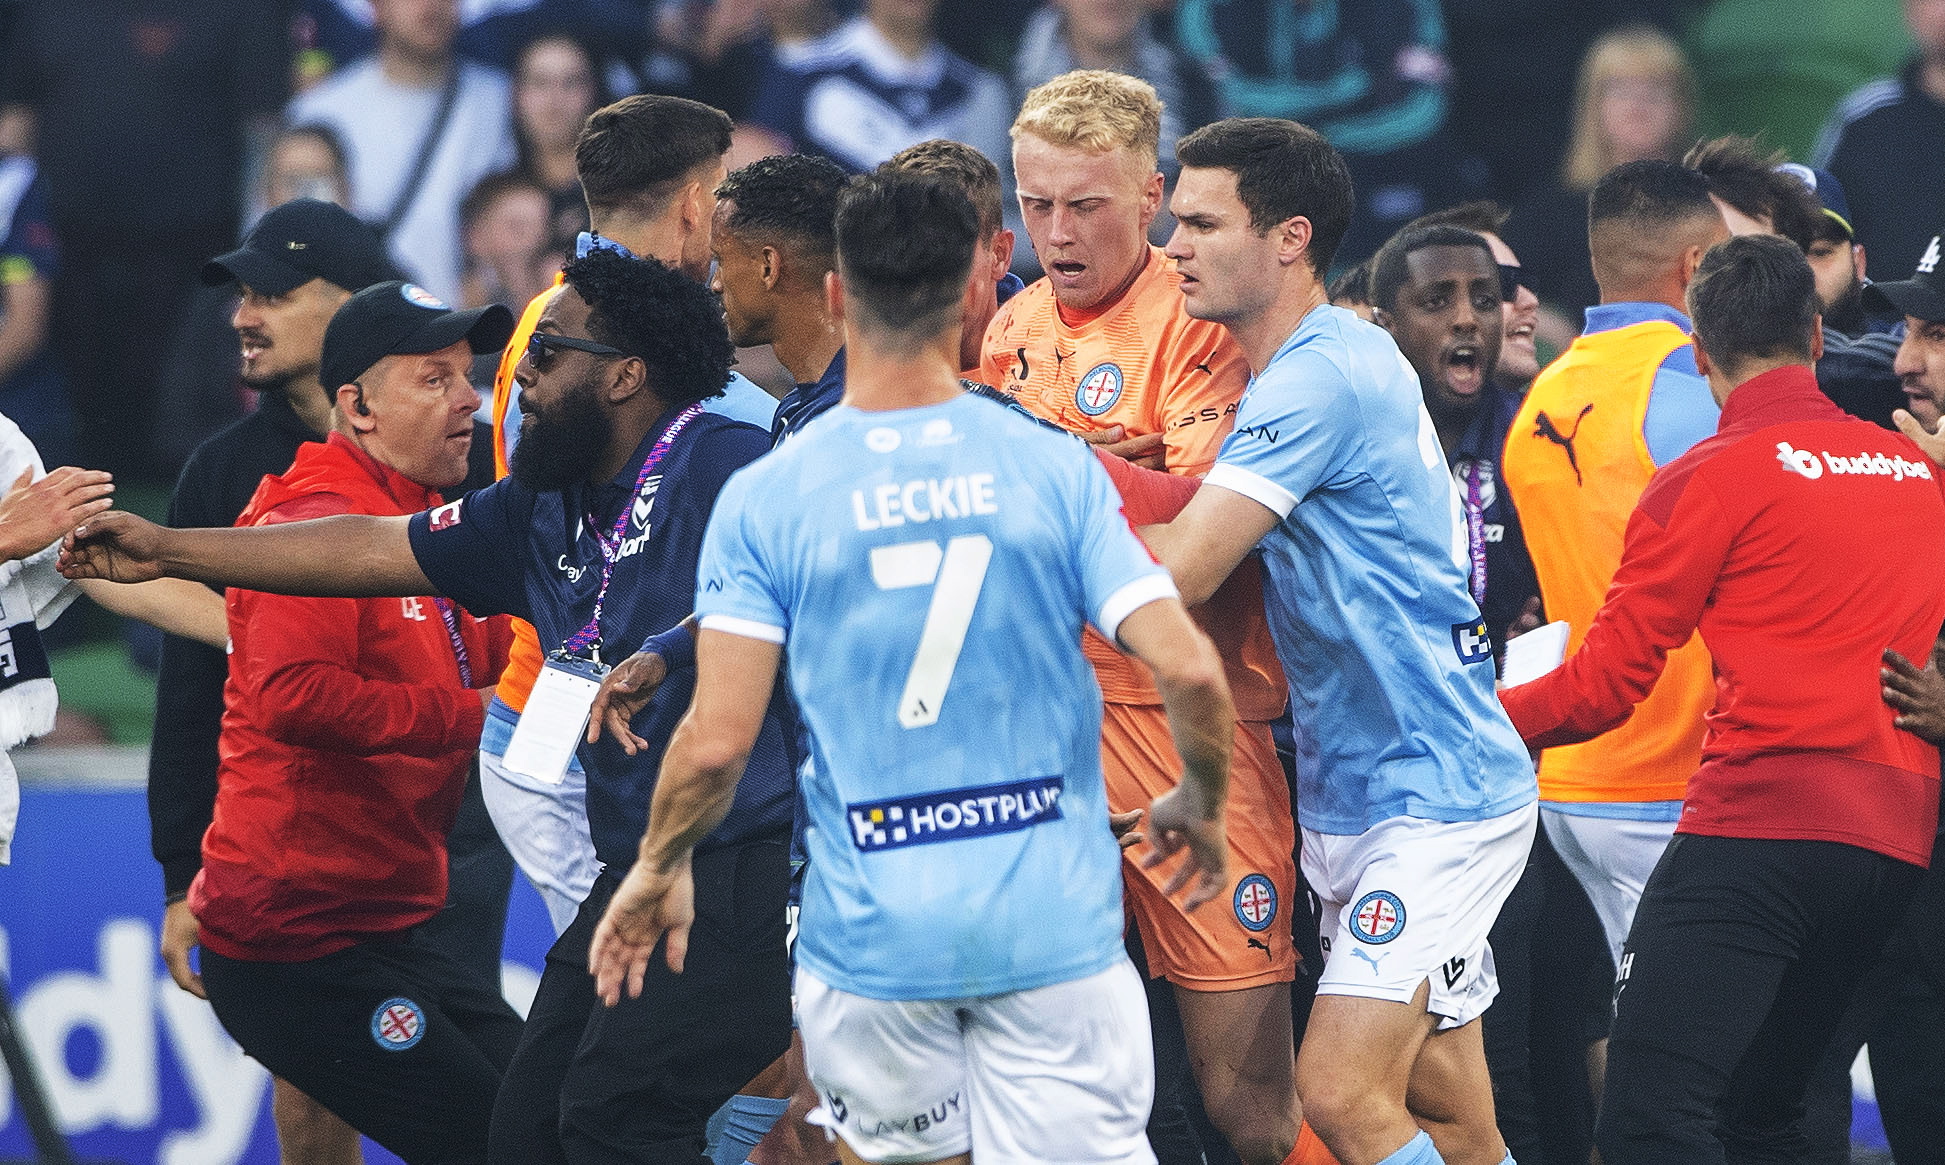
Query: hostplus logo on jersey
[[848, 777, 1064, 851], [1775, 441, 1932, 483]]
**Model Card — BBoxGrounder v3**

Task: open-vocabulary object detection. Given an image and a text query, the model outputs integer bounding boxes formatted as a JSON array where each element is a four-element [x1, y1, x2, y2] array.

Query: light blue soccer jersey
[[1206, 304, 1535, 835], [696, 393, 1176, 1001]]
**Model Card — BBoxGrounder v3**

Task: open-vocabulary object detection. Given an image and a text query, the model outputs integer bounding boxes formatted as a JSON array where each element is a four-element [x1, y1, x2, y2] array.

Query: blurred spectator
[[257, 123, 354, 222], [1171, 0, 1488, 265], [745, 0, 1012, 176], [1505, 26, 1694, 341], [510, 30, 604, 256], [0, 0, 289, 484], [1441, 2, 1698, 207], [1690, 0, 1908, 163], [458, 171, 555, 312], [288, 0, 515, 305], [1010, 0, 1220, 178], [0, 154, 72, 468], [1813, 0, 1945, 276]]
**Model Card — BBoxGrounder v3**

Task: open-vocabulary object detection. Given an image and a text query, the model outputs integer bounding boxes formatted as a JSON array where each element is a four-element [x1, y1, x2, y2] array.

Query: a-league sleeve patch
[[428, 499, 464, 531]]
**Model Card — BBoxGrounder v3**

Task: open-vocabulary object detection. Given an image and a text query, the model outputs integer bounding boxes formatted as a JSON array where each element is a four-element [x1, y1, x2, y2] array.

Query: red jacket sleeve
[[1095, 448, 1201, 524], [1499, 471, 1733, 749]]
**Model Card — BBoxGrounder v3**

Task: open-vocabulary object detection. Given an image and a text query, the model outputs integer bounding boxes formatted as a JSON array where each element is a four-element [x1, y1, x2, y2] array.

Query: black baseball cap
[[202, 199, 400, 295], [319, 282, 516, 390], [1863, 234, 1945, 322]]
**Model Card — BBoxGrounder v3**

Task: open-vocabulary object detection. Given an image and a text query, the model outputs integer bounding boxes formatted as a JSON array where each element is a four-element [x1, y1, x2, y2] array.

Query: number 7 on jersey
[[868, 534, 995, 728]]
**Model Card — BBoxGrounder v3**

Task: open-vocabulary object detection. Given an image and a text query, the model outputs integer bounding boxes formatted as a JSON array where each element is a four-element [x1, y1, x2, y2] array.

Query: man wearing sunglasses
[[478, 95, 779, 952], [58, 249, 794, 1165]]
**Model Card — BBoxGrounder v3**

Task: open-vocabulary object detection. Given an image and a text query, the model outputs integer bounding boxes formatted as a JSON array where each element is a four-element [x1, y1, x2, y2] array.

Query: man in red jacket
[[1499, 234, 1945, 1164], [191, 280, 521, 1164]]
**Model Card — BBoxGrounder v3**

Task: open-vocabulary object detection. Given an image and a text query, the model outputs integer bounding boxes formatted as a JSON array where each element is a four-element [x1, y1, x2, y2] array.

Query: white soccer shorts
[[795, 959, 1157, 1165], [1542, 807, 1678, 969], [1304, 801, 1537, 1029]]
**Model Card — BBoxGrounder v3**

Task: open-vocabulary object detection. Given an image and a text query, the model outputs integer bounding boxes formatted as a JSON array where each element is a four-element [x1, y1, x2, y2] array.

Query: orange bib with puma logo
[[1502, 319, 1711, 804]]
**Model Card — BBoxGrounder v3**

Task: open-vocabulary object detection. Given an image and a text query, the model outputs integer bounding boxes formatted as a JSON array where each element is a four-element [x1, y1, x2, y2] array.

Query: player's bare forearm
[[636, 715, 749, 875], [635, 630, 784, 872], [77, 577, 229, 648], [64, 511, 435, 596], [1141, 484, 1280, 607]]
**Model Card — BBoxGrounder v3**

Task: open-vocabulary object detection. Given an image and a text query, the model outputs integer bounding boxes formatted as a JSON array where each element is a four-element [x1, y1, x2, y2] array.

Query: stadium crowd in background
[[5, 1, 1945, 1164]]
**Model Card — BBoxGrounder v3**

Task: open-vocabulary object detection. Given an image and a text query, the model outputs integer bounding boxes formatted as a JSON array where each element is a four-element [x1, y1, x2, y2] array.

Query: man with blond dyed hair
[[980, 69, 1328, 1165], [883, 139, 1023, 377]]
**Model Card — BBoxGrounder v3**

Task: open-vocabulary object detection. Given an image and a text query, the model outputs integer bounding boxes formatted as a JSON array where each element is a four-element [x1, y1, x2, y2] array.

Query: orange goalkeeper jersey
[[980, 247, 1283, 719]]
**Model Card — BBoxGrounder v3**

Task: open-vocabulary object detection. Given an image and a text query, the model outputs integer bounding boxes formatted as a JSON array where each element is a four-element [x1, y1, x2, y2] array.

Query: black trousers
[[202, 927, 524, 1165], [1596, 834, 1922, 1165], [488, 840, 793, 1165]]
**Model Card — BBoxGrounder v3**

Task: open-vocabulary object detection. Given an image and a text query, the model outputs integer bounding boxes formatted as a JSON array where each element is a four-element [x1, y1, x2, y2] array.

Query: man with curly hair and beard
[[57, 248, 797, 1164]]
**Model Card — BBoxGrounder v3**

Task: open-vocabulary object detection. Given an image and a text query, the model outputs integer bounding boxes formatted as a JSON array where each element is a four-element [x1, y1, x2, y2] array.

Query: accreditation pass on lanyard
[[502, 402, 704, 785], [503, 653, 610, 784]]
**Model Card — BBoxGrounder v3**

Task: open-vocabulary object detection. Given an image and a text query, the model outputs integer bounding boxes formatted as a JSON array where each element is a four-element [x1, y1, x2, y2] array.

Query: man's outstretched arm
[[1141, 483, 1281, 607], [61, 510, 436, 597]]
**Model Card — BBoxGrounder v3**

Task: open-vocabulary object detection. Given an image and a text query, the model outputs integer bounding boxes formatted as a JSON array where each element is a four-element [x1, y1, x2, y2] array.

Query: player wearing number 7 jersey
[[590, 173, 1236, 1165]]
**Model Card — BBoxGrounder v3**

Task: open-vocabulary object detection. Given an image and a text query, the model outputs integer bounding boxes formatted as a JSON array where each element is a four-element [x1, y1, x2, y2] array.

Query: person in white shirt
[[289, 0, 514, 305]]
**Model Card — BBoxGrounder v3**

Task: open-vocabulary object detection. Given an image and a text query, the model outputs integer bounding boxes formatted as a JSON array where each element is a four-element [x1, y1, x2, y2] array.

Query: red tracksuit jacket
[[1501, 365, 1945, 866], [192, 433, 510, 961]]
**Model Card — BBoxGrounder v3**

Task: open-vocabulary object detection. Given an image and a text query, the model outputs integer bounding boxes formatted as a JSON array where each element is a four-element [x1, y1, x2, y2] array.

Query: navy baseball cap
[[1863, 234, 1945, 322], [319, 282, 515, 390], [1776, 163, 1854, 239], [202, 199, 400, 295]]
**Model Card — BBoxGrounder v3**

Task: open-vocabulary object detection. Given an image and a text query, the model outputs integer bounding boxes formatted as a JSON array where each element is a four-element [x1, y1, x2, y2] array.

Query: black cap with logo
[[1864, 234, 1945, 323], [202, 199, 401, 295], [320, 282, 516, 391]]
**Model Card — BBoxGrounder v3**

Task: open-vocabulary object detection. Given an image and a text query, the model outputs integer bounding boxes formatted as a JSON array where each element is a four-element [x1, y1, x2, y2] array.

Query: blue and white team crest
[[1074, 362, 1124, 416], [1350, 891, 1406, 945], [371, 997, 426, 1051], [399, 283, 448, 310], [1233, 873, 1277, 932]]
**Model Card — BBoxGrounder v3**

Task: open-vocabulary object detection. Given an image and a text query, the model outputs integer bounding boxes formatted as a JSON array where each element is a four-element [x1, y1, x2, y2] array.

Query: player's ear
[[1370, 306, 1392, 331], [989, 229, 1015, 280], [1277, 215, 1314, 269], [825, 270, 846, 325], [761, 244, 783, 292]]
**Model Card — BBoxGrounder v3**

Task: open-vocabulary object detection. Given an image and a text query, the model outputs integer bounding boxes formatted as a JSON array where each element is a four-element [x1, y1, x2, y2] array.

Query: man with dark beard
[[63, 247, 796, 1165], [1782, 164, 1909, 430]]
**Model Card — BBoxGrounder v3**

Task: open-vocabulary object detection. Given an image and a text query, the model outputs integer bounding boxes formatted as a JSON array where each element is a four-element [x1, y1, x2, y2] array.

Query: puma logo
[[1191, 350, 1216, 376], [1349, 948, 1387, 974], [1248, 938, 1272, 961], [1532, 403, 1595, 486]]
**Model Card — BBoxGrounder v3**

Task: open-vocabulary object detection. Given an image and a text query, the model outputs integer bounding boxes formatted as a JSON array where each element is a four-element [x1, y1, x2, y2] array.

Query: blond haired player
[[980, 70, 1326, 1165]]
